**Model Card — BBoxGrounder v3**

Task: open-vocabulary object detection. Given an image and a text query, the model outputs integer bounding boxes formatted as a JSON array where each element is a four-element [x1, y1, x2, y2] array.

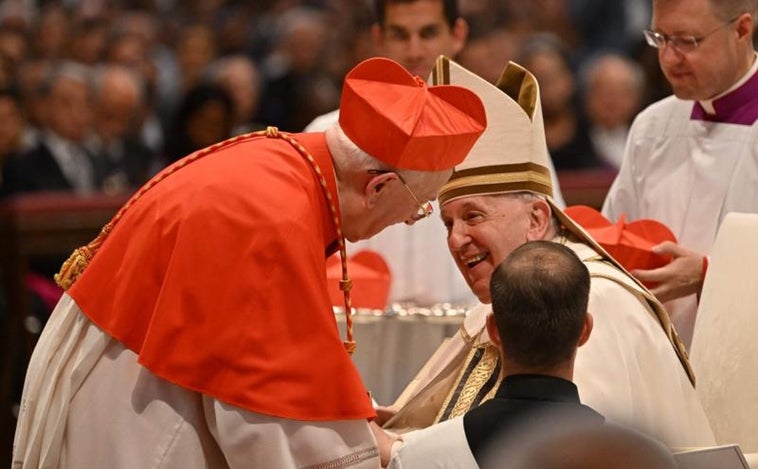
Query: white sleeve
[[388, 417, 478, 469], [204, 398, 381, 469]]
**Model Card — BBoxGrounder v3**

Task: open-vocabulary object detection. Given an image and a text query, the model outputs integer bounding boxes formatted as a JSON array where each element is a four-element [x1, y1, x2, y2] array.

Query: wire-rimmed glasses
[[643, 17, 739, 53], [367, 169, 433, 222]]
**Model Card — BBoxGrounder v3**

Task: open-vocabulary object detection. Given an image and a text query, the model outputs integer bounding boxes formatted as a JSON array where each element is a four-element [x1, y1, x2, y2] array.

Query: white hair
[[324, 123, 430, 186]]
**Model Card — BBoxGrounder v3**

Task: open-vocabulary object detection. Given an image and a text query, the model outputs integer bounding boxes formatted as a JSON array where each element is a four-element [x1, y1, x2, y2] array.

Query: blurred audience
[[163, 83, 234, 165], [579, 52, 645, 170], [2, 61, 101, 195], [87, 64, 158, 194], [203, 54, 264, 135], [519, 33, 603, 170]]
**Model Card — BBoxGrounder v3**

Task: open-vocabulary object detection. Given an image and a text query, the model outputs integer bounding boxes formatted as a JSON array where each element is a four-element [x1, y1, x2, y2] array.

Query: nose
[[659, 42, 682, 66], [406, 34, 424, 58], [446, 221, 470, 252]]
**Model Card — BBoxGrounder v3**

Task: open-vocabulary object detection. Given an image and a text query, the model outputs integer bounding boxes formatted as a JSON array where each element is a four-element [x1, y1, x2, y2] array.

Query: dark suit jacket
[[1, 140, 106, 196], [463, 374, 604, 463]]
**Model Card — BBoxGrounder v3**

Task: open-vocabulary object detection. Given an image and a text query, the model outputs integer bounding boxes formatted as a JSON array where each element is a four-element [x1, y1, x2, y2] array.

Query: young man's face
[[372, 0, 467, 79]]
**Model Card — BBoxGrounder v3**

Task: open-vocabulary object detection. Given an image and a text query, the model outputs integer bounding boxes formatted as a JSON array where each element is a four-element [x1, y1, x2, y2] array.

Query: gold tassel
[[54, 246, 94, 290]]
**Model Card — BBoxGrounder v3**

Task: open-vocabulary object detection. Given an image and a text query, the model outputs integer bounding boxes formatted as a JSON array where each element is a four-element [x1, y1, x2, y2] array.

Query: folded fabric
[[564, 205, 677, 274], [327, 250, 391, 311]]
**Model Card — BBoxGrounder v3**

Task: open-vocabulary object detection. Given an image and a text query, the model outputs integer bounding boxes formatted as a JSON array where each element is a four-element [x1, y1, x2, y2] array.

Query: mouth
[[463, 252, 489, 269]]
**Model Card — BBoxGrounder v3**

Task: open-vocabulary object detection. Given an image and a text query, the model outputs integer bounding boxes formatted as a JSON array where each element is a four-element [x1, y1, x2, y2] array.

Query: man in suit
[[2, 61, 104, 195]]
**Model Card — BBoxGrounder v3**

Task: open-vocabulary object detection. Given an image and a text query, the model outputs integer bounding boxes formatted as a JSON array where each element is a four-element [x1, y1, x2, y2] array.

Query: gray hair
[[39, 61, 93, 97], [578, 52, 645, 95]]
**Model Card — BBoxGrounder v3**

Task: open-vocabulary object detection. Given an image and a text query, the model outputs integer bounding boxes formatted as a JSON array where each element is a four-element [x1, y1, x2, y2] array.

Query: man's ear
[[486, 314, 502, 348], [526, 198, 551, 241], [450, 17, 469, 57], [364, 172, 393, 209], [577, 312, 593, 348], [735, 12, 754, 43]]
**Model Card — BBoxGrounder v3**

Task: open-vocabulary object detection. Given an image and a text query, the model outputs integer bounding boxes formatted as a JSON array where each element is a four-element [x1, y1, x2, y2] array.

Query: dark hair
[[489, 241, 590, 370], [164, 83, 234, 163], [374, 0, 459, 29]]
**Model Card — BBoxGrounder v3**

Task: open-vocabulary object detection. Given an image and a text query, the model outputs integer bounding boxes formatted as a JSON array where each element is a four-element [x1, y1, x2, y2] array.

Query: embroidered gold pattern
[[434, 342, 501, 422]]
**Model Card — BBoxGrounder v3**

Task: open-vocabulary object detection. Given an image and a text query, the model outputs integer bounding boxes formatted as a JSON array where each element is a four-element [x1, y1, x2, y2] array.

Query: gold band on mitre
[[439, 162, 552, 205]]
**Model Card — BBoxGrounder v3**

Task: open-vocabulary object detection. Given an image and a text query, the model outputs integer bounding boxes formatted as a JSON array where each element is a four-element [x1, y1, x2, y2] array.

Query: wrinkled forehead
[[440, 192, 527, 218]]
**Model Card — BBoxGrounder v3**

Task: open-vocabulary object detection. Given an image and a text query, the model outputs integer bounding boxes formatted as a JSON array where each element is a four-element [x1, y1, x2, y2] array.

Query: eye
[[386, 27, 409, 41], [419, 25, 441, 40], [463, 211, 484, 223]]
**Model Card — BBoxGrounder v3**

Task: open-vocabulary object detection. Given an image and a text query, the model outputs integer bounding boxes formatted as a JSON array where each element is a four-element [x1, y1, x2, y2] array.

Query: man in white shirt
[[602, 0, 758, 347]]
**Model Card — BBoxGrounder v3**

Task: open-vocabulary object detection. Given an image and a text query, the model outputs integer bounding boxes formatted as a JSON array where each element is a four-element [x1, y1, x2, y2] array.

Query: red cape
[[69, 132, 375, 421]]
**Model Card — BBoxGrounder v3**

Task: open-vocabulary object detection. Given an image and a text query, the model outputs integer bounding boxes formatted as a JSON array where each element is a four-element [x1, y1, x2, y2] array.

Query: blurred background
[[0, 0, 745, 463]]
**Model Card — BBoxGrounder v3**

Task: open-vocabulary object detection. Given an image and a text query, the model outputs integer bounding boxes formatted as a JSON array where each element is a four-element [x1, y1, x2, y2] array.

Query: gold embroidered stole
[[433, 339, 501, 423]]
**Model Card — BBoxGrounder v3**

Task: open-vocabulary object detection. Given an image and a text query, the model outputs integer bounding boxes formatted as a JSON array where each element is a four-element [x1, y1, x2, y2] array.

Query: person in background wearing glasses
[[603, 0, 758, 349], [306, 0, 566, 308], [11, 57, 487, 469]]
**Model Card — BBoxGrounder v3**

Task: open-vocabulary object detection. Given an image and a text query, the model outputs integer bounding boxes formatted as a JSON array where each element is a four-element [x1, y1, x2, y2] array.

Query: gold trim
[[442, 170, 552, 193], [434, 343, 500, 422]]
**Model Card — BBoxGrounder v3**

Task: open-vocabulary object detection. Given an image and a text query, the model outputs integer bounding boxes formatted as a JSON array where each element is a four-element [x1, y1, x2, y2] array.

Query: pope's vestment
[[385, 238, 715, 449]]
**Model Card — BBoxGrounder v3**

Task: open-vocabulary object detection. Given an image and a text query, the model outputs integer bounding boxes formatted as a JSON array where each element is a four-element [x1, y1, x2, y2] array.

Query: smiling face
[[441, 193, 550, 303], [651, 0, 754, 100]]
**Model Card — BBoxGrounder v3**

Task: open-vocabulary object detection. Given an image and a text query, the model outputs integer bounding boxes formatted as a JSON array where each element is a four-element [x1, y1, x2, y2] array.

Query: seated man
[[386, 240, 604, 467], [381, 57, 715, 448]]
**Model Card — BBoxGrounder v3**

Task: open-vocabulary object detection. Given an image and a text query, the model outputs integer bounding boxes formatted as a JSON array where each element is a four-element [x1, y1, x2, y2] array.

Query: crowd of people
[[0, 0, 686, 199], [4, 0, 758, 467]]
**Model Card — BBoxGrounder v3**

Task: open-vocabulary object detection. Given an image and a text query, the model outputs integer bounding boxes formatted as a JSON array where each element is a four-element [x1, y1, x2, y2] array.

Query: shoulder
[[630, 95, 691, 136], [391, 417, 476, 469]]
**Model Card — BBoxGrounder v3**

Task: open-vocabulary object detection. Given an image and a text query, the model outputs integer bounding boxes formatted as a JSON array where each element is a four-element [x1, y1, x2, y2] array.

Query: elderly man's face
[[441, 194, 535, 303]]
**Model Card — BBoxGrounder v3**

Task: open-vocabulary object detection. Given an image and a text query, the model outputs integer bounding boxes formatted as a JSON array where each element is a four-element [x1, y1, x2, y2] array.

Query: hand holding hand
[[631, 241, 706, 303], [369, 421, 401, 467]]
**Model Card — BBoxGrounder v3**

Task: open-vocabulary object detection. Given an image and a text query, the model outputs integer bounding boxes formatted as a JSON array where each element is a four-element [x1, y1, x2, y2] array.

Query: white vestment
[[13, 294, 380, 469], [602, 58, 758, 347], [385, 240, 715, 449], [388, 417, 476, 469], [305, 110, 566, 306]]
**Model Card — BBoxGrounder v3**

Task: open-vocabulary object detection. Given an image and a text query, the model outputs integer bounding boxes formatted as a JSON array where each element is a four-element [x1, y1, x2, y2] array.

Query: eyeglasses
[[644, 17, 739, 53], [368, 169, 434, 222]]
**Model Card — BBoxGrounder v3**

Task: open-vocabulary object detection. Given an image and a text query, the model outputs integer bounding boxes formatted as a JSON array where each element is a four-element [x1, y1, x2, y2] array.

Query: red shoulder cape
[[69, 132, 375, 421]]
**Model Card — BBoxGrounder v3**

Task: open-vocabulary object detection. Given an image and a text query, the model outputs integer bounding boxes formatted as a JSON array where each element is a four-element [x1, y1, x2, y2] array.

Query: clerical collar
[[691, 52, 758, 125]]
